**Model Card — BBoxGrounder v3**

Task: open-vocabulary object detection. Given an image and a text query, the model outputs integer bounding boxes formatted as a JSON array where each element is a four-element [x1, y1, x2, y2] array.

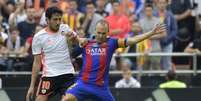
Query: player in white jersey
[[26, 7, 87, 101]]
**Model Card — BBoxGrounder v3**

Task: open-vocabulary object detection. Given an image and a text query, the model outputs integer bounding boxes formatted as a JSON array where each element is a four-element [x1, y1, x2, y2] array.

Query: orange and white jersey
[[32, 24, 75, 77]]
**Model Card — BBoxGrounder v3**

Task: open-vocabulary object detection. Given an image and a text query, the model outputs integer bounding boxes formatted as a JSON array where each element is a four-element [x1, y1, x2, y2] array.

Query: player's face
[[95, 24, 108, 43], [47, 13, 62, 32]]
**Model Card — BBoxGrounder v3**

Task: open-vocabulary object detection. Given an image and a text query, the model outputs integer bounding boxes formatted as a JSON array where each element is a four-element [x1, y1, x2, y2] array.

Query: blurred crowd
[[0, 0, 201, 72]]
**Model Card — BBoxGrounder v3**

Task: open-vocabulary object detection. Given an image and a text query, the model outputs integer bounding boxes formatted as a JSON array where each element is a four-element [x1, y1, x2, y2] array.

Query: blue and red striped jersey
[[78, 38, 126, 86]]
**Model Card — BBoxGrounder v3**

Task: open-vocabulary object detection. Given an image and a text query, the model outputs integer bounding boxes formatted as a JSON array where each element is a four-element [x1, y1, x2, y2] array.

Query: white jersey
[[32, 24, 75, 77]]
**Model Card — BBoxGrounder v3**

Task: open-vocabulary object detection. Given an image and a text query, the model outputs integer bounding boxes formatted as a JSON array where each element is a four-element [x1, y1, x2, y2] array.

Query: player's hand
[[152, 23, 166, 35], [66, 32, 77, 41], [26, 86, 34, 101], [79, 38, 88, 47]]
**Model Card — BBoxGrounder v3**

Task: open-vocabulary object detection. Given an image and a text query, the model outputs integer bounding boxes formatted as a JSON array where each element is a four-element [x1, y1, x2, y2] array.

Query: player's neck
[[45, 27, 57, 34]]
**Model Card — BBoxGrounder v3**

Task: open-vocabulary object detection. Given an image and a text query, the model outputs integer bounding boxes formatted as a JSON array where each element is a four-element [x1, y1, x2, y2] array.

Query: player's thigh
[[66, 83, 88, 101], [62, 93, 77, 101], [57, 74, 75, 95], [35, 95, 48, 101]]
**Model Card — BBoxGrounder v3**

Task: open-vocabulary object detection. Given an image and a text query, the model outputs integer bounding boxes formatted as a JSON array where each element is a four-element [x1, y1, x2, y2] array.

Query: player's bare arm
[[65, 31, 88, 47], [126, 23, 166, 46], [26, 55, 41, 101]]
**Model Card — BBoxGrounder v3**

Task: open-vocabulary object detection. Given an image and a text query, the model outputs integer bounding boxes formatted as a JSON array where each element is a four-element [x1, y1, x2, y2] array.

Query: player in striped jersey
[[62, 20, 166, 101]]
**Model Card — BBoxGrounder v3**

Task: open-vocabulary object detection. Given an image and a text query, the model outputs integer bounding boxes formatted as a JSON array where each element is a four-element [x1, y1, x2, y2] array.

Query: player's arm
[[26, 55, 41, 101], [61, 24, 88, 47], [66, 32, 88, 47], [126, 23, 166, 46], [26, 33, 43, 101], [30, 55, 41, 88]]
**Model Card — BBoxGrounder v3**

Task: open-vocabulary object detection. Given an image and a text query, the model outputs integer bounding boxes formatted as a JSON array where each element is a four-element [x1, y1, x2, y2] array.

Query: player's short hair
[[45, 6, 63, 19], [95, 20, 109, 32]]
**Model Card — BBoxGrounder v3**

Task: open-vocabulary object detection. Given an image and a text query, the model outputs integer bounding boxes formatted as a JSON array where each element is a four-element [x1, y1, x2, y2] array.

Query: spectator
[[0, 15, 8, 42], [134, 22, 150, 70], [4, 27, 25, 71], [184, 33, 201, 70], [106, 1, 131, 39], [95, 0, 109, 17], [5, 27, 24, 56], [1, 1, 15, 23], [77, 0, 96, 13], [119, 0, 135, 16], [126, 21, 142, 70], [170, 0, 192, 36], [8, 1, 27, 27], [155, 0, 177, 70], [139, 3, 166, 70], [105, 0, 144, 17], [105, 0, 113, 14], [80, 2, 103, 38], [0, 28, 7, 71], [120, 0, 144, 17], [115, 59, 141, 88], [22, 25, 43, 71], [39, 0, 60, 27], [170, 0, 194, 65], [159, 70, 187, 88], [63, 0, 83, 31], [17, 7, 36, 41], [132, 0, 144, 17]]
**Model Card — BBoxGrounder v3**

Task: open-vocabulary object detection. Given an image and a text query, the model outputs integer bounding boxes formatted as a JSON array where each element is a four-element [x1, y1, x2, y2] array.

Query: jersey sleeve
[[32, 35, 42, 55]]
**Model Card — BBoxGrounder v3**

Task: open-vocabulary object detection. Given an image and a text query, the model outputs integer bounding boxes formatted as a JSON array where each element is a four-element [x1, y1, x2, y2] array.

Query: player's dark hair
[[45, 6, 63, 19]]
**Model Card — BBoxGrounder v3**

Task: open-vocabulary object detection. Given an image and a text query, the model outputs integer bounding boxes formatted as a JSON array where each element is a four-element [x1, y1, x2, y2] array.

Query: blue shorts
[[66, 81, 115, 101]]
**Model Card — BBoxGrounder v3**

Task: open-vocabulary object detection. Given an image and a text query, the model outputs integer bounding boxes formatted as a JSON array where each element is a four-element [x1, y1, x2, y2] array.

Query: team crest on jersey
[[86, 48, 106, 55], [41, 89, 47, 94]]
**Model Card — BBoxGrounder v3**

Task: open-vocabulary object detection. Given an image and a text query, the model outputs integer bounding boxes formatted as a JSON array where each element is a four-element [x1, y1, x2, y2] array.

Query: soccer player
[[26, 7, 86, 101], [62, 20, 166, 101]]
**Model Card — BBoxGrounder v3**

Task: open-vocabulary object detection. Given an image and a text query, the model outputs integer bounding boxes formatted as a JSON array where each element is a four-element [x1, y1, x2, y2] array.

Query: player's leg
[[57, 74, 76, 100], [62, 82, 88, 101], [62, 93, 77, 101], [57, 74, 75, 95], [35, 95, 48, 101]]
